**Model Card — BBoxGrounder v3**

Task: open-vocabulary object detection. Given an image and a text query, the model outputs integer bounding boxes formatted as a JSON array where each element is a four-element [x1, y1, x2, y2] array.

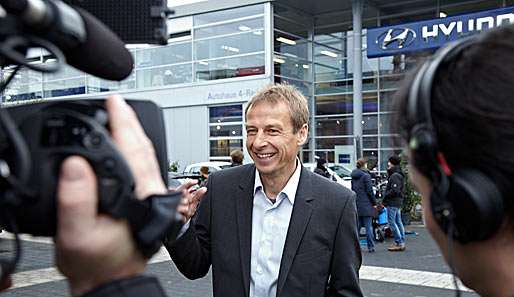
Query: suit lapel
[[236, 165, 256, 297], [276, 167, 314, 297]]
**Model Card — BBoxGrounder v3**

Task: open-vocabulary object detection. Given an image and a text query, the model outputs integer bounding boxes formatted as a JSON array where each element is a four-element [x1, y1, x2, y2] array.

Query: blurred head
[[387, 155, 400, 169], [394, 25, 514, 292], [199, 166, 209, 176], [316, 158, 327, 169], [356, 158, 367, 169], [245, 83, 309, 178], [230, 149, 244, 164]]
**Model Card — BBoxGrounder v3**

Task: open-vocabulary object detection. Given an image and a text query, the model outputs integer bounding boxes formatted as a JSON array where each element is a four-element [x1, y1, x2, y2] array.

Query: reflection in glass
[[195, 18, 263, 39], [210, 125, 242, 137], [136, 64, 192, 88], [194, 5, 263, 26], [210, 139, 243, 157], [315, 117, 353, 136], [274, 32, 309, 61], [43, 78, 86, 98], [380, 136, 401, 149], [363, 114, 378, 135], [315, 137, 353, 149], [379, 113, 394, 134], [315, 94, 352, 115], [195, 32, 264, 60], [196, 54, 264, 81], [273, 54, 311, 81], [209, 105, 243, 123], [136, 41, 192, 68]]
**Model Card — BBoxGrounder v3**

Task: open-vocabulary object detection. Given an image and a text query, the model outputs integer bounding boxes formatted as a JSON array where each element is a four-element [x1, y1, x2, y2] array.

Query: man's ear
[[296, 124, 308, 146]]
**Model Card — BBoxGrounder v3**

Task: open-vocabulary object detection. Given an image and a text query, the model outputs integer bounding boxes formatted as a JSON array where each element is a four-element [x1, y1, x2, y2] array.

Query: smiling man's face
[[245, 100, 307, 179]]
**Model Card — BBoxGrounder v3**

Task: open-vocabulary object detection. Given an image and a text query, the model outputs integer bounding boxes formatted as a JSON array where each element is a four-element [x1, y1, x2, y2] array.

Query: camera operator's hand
[[175, 180, 207, 223], [55, 96, 168, 297]]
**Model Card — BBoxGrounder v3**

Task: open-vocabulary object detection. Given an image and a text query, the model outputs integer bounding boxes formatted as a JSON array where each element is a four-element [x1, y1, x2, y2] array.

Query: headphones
[[406, 36, 505, 244]]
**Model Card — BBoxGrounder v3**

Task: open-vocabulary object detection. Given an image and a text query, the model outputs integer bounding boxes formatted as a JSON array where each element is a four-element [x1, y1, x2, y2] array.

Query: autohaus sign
[[367, 6, 514, 58]]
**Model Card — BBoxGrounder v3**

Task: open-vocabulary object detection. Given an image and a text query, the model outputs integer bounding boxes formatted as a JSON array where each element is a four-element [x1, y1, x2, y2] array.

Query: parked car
[[328, 164, 352, 179], [183, 161, 232, 175], [303, 163, 351, 189]]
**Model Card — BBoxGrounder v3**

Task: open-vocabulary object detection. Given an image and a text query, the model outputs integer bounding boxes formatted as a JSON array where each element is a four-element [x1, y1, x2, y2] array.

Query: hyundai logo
[[376, 28, 416, 50]]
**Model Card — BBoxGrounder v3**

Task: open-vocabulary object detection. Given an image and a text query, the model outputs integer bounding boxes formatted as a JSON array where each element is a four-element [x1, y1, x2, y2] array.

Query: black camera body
[[0, 99, 169, 236]]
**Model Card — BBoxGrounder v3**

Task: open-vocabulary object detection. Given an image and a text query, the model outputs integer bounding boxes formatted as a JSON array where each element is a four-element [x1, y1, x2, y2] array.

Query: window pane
[[363, 114, 378, 135], [136, 41, 192, 68], [380, 75, 404, 90], [315, 81, 352, 95], [363, 92, 378, 113], [274, 54, 311, 81], [273, 77, 311, 97], [43, 78, 86, 97], [210, 124, 242, 137], [380, 136, 402, 149], [315, 137, 353, 149], [209, 105, 242, 123], [43, 64, 83, 81], [379, 91, 398, 112], [315, 94, 352, 115], [315, 117, 353, 136], [194, 5, 263, 26], [210, 139, 243, 157], [379, 113, 395, 134], [196, 54, 264, 81], [87, 74, 135, 93], [363, 136, 378, 148], [195, 18, 263, 39], [136, 64, 192, 88], [274, 32, 310, 61], [195, 32, 264, 60]]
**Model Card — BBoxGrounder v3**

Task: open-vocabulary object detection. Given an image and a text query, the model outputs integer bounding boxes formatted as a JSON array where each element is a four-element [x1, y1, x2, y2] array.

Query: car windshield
[[330, 165, 351, 178]]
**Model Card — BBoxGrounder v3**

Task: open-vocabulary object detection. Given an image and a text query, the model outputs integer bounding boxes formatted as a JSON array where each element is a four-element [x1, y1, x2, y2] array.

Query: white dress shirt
[[249, 160, 302, 297]]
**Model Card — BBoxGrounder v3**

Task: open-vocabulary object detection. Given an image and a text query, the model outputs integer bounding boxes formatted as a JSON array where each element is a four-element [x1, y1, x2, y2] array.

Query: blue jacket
[[351, 168, 376, 217]]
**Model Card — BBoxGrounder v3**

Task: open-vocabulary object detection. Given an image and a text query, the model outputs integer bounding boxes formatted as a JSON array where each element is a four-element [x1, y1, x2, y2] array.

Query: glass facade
[[1, 4, 267, 102], [1, 1, 510, 169], [208, 104, 244, 161]]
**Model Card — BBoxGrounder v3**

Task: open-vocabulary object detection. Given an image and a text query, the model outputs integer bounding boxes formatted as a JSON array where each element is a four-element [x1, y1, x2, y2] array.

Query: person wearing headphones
[[0, 95, 205, 297], [394, 24, 514, 297]]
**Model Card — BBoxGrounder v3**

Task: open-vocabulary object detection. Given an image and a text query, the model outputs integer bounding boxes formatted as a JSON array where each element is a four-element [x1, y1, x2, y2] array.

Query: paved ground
[[0, 225, 479, 297]]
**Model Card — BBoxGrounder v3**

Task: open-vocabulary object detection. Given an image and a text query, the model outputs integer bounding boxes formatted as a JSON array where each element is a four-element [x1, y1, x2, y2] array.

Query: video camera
[[0, 0, 182, 282]]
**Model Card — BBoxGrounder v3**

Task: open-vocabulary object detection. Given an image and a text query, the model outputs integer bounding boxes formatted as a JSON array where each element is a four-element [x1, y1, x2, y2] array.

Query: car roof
[[185, 161, 232, 168]]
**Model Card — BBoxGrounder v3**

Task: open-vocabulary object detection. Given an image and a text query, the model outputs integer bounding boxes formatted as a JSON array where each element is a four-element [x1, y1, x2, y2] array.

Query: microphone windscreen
[[64, 7, 134, 81]]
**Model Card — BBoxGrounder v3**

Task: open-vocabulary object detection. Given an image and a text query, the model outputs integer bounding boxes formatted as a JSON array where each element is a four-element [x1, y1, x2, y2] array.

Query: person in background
[[229, 149, 244, 167], [198, 166, 209, 188], [314, 157, 331, 179], [351, 158, 376, 252], [383, 155, 406, 252], [394, 25, 514, 296]]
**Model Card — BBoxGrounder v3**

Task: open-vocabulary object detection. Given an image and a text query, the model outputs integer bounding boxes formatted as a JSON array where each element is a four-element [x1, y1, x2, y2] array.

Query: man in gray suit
[[166, 84, 363, 297]]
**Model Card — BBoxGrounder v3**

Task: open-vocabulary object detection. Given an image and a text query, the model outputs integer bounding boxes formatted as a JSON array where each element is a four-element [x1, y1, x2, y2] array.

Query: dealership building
[[2, 0, 514, 172]]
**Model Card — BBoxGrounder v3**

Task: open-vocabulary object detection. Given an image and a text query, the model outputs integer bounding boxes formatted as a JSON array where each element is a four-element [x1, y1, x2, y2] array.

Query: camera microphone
[[0, 0, 134, 81]]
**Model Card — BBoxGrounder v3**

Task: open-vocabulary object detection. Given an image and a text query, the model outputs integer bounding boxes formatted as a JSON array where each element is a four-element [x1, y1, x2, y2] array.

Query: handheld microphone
[[0, 0, 134, 81]]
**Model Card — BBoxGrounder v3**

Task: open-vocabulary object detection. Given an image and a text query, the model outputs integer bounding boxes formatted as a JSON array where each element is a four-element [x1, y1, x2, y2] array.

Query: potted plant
[[399, 153, 422, 225]]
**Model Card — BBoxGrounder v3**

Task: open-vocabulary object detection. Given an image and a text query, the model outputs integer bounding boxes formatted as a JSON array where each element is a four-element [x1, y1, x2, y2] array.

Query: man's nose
[[253, 130, 268, 147]]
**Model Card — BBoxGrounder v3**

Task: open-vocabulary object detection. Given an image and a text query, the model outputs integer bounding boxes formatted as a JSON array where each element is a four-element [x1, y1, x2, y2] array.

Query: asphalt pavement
[[0, 224, 479, 297]]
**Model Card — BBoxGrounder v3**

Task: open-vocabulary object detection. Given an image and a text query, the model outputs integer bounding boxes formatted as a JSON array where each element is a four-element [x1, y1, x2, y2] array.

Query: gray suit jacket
[[165, 164, 362, 297]]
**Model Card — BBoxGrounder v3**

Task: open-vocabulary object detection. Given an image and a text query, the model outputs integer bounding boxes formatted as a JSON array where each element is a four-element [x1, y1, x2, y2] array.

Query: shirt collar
[[253, 158, 302, 205]]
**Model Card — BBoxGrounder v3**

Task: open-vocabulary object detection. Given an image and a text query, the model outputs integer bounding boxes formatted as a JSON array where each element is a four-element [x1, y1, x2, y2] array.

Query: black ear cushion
[[446, 169, 504, 243]]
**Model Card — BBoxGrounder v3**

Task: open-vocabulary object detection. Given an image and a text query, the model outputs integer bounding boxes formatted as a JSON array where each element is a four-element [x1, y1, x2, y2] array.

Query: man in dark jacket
[[314, 157, 331, 178], [351, 158, 376, 252], [383, 155, 406, 251]]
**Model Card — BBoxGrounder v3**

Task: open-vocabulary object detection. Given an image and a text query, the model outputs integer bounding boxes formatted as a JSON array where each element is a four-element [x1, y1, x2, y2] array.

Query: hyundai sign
[[367, 6, 514, 58]]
